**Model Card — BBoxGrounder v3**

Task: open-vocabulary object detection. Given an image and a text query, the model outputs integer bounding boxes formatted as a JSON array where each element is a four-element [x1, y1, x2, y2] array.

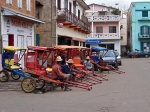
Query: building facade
[[85, 4, 121, 54], [36, 0, 90, 47], [0, 0, 43, 70], [127, 2, 150, 51], [120, 14, 127, 54]]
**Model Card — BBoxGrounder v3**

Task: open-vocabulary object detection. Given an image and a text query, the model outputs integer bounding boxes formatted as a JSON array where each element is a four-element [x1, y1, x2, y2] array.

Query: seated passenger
[[62, 59, 76, 81], [50, 56, 71, 90], [84, 56, 94, 73]]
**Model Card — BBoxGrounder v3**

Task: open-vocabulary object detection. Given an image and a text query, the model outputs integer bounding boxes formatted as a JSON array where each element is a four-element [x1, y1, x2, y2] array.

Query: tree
[[111, 9, 121, 15]]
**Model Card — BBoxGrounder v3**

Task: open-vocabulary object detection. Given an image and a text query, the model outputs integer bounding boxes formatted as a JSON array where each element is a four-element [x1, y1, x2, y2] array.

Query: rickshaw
[[0, 46, 30, 82], [54, 45, 107, 84], [90, 46, 125, 74], [21, 46, 92, 93]]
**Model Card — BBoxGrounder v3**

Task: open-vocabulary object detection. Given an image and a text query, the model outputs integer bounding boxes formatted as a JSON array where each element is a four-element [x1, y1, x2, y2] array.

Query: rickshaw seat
[[10, 65, 20, 69], [5, 59, 14, 66], [73, 57, 84, 68], [46, 68, 52, 72]]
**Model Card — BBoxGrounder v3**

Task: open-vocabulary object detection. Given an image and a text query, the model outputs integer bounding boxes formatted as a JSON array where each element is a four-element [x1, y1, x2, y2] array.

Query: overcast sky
[[85, 0, 150, 10]]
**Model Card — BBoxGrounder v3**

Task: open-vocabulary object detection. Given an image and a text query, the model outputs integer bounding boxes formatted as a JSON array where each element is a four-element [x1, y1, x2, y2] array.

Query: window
[[109, 26, 116, 33], [17, 0, 22, 8], [141, 26, 149, 35], [78, 10, 80, 19], [96, 26, 103, 33], [69, 2, 72, 12], [99, 12, 105, 15], [26, 0, 31, 11], [57, 0, 61, 10], [142, 11, 148, 17], [6, 0, 12, 4]]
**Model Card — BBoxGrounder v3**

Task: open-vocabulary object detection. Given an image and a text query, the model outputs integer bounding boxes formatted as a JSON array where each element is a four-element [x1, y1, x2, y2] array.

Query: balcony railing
[[57, 8, 90, 33], [138, 33, 150, 39], [86, 33, 120, 39], [87, 15, 120, 22]]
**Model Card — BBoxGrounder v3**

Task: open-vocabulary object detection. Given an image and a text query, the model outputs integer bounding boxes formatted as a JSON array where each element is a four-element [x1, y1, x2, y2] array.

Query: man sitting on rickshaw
[[84, 56, 94, 73], [62, 59, 76, 81], [50, 56, 71, 91]]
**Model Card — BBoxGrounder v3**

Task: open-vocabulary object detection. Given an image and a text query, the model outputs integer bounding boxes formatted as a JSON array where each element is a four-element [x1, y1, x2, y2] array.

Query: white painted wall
[[56, 26, 86, 39], [2, 16, 34, 48]]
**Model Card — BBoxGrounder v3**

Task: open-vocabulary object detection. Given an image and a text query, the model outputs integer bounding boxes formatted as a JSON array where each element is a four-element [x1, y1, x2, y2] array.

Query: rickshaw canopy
[[54, 45, 87, 50], [28, 46, 54, 51], [3, 46, 26, 51]]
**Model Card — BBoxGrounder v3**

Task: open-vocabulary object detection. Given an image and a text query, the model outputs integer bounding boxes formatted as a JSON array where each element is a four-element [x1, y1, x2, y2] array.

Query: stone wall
[[36, 0, 56, 47]]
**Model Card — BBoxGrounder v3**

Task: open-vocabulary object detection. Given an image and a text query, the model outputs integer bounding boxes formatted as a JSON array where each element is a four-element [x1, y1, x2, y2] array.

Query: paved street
[[0, 58, 150, 112]]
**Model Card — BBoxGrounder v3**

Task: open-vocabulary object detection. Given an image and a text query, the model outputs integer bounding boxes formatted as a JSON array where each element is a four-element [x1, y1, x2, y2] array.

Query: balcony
[[57, 8, 90, 34], [87, 15, 120, 22], [138, 33, 150, 40], [86, 33, 120, 40]]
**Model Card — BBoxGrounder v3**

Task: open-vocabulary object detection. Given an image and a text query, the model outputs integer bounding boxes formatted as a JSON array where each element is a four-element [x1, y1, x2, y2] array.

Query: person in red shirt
[[51, 56, 71, 90]]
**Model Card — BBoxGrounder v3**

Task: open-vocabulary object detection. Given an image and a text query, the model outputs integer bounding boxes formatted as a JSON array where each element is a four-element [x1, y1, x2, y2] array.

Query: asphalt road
[[0, 58, 150, 112]]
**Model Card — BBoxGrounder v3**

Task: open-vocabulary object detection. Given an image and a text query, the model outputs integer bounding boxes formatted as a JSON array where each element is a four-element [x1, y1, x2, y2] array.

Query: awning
[[2, 7, 45, 23], [72, 37, 85, 42], [85, 39, 101, 44]]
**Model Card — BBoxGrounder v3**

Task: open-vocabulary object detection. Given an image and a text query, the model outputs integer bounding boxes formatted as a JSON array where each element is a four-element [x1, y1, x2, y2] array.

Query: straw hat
[[55, 56, 62, 61], [86, 56, 90, 59], [66, 59, 74, 64]]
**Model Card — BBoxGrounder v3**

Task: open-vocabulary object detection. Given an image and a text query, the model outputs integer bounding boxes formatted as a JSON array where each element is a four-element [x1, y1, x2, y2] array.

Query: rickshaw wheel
[[35, 79, 45, 90], [21, 77, 36, 93], [11, 72, 20, 80], [0, 70, 9, 82]]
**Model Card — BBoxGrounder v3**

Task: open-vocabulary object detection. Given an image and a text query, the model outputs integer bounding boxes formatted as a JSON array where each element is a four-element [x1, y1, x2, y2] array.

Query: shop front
[[58, 35, 85, 46], [0, 8, 44, 70]]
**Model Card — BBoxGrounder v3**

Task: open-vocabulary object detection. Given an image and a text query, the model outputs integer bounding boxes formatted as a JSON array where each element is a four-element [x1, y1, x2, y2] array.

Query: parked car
[[99, 50, 118, 68], [127, 50, 150, 58], [114, 51, 122, 66]]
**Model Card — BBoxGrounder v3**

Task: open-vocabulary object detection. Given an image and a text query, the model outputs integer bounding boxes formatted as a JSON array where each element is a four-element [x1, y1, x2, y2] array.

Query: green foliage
[[111, 9, 121, 15]]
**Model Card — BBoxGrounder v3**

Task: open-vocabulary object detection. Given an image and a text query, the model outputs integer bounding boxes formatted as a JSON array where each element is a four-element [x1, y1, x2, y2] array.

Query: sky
[[85, 0, 150, 10]]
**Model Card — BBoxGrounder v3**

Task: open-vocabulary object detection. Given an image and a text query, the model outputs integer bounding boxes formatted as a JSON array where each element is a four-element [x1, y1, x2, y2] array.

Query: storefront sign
[[85, 39, 101, 44]]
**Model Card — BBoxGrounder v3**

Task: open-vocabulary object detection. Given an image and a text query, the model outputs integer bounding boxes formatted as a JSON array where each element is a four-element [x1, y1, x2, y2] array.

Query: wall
[[120, 18, 127, 46], [56, 26, 86, 39], [131, 2, 150, 50], [93, 22, 119, 33], [36, 0, 56, 47], [0, 0, 35, 17]]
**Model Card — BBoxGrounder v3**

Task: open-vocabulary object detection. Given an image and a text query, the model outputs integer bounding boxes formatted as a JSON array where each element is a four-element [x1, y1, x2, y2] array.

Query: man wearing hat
[[51, 56, 71, 90], [62, 59, 75, 80], [84, 56, 94, 73]]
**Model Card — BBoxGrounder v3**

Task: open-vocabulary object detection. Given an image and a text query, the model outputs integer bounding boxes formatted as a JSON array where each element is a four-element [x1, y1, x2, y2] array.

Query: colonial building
[[127, 1, 150, 51], [36, 0, 90, 47], [85, 3, 121, 54], [0, 0, 44, 69]]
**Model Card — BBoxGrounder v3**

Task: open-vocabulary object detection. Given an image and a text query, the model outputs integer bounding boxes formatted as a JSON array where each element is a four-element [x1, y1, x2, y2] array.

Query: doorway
[[8, 34, 14, 46]]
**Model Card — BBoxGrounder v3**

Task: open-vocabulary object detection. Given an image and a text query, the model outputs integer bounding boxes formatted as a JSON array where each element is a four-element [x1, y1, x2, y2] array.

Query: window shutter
[[10, 0, 12, 4], [141, 26, 143, 35], [20, 0, 22, 8], [28, 0, 31, 11], [149, 26, 150, 35]]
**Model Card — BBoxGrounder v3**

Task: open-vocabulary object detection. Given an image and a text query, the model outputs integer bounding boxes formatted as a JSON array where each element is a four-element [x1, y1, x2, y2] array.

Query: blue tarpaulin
[[91, 46, 107, 51]]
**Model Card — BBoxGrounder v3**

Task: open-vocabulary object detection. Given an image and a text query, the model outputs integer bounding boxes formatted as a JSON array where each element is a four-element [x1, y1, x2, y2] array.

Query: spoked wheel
[[0, 70, 9, 82], [21, 77, 36, 93], [35, 79, 45, 90], [11, 72, 20, 80]]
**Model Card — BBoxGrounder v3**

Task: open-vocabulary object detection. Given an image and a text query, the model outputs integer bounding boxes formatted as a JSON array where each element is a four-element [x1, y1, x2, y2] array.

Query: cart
[[0, 46, 30, 82]]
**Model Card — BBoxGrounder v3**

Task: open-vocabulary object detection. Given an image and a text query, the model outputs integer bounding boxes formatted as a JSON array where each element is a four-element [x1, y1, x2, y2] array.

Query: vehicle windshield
[[99, 50, 115, 57]]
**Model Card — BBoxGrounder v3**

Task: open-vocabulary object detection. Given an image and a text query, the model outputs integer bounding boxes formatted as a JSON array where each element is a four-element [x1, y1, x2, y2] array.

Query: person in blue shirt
[[62, 59, 76, 81]]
